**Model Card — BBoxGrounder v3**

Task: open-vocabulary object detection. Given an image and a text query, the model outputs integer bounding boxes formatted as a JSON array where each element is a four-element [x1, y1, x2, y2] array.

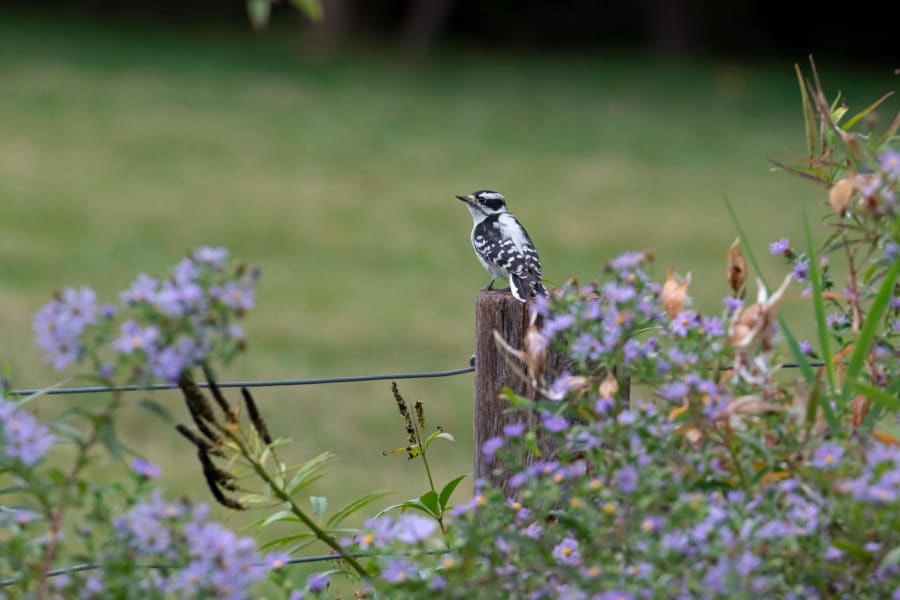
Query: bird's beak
[[456, 194, 475, 206]]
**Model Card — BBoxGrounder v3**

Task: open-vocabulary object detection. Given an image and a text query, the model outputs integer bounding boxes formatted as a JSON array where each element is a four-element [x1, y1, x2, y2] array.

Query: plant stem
[[230, 435, 370, 578]]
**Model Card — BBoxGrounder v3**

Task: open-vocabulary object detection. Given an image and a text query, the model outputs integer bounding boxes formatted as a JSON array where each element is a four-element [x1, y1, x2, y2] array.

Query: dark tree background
[[10, 0, 900, 62]]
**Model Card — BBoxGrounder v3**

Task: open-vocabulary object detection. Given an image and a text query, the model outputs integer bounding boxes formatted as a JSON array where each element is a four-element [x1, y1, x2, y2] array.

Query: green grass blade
[[841, 258, 900, 402], [794, 64, 818, 157], [803, 208, 836, 394], [777, 316, 815, 384], [852, 381, 899, 412], [842, 91, 895, 132]]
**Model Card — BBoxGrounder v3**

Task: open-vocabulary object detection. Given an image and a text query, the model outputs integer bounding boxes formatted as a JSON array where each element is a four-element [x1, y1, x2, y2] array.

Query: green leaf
[[376, 499, 434, 518], [794, 64, 818, 157], [842, 91, 895, 131], [326, 491, 391, 529], [285, 451, 336, 497], [881, 545, 900, 569], [831, 538, 875, 562], [419, 490, 439, 515], [424, 428, 456, 450], [260, 510, 302, 528], [290, 0, 324, 21], [803, 209, 836, 395], [852, 381, 900, 411], [438, 474, 467, 510], [138, 398, 174, 424], [97, 417, 125, 461], [501, 386, 534, 409], [841, 258, 900, 403], [259, 532, 314, 551], [310, 496, 328, 522]]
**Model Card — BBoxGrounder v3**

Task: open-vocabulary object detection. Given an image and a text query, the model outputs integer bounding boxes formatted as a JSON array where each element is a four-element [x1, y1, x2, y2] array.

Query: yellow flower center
[[603, 502, 616, 515], [589, 478, 602, 490]]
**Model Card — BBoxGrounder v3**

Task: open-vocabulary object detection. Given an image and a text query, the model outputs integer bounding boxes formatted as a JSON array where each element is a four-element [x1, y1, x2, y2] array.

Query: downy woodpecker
[[456, 190, 546, 302]]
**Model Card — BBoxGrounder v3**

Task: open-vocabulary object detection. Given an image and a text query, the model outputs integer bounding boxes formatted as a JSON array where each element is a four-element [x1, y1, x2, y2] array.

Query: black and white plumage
[[456, 190, 547, 302]]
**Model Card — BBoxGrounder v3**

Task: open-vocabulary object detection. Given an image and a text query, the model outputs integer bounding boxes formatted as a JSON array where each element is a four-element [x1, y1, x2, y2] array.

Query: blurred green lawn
[[1, 14, 896, 539]]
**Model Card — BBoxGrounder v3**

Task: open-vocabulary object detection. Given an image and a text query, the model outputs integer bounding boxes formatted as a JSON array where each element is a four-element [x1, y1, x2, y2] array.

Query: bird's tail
[[510, 274, 547, 303]]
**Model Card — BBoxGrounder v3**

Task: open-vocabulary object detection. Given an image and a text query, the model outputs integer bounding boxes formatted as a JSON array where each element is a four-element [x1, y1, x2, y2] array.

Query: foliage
[[1, 64, 898, 598]]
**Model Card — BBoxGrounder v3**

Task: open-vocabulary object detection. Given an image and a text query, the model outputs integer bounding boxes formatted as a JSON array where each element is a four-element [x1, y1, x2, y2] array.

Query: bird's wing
[[497, 213, 543, 280]]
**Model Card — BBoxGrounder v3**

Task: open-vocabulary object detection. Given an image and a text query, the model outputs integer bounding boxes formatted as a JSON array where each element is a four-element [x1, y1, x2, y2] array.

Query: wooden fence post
[[473, 290, 567, 493]]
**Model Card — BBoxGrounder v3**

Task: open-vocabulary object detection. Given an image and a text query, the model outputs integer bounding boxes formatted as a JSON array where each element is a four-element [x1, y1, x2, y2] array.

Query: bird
[[456, 189, 547, 302]]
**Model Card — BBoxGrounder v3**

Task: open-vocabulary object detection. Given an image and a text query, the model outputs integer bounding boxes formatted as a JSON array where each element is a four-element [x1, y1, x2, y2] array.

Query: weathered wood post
[[473, 290, 567, 493]]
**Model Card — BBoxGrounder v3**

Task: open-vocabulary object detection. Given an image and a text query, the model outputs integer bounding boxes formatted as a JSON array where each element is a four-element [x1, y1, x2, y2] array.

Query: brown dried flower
[[661, 264, 691, 319]]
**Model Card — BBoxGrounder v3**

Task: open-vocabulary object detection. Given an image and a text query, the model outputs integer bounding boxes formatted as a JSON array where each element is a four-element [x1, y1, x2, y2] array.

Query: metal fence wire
[[2, 356, 822, 586]]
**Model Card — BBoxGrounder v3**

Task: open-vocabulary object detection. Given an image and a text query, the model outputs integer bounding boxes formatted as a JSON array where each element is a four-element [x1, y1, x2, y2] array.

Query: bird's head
[[456, 190, 508, 220]]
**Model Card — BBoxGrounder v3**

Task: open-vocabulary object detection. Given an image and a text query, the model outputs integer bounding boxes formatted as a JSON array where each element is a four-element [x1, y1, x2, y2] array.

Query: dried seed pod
[[241, 387, 272, 445], [661, 264, 691, 319], [726, 237, 747, 296], [175, 424, 225, 457]]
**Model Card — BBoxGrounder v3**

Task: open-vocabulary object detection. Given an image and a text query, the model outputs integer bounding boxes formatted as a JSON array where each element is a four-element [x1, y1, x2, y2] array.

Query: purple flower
[[482, 436, 504, 458], [1, 400, 56, 466], [193, 246, 229, 268], [886, 242, 900, 262], [701, 315, 724, 337], [827, 311, 846, 328], [594, 592, 633, 600], [769, 237, 791, 255], [503, 422, 525, 437], [603, 282, 636, 304], [121, 273, 159, 306], [112, 320, 160, 355], [723, 296, 743, 313], [264, 552, 291, 570], [792, 257, 810, 281], [799, 339, 813, 355], [615, 465, 638, 493], [610, 251, 646, 271], [131, 457, 161, 479], [307, 571, 329, 592], [552, 537, 581, 566], [812, 443, 844, 469], [32, 287, 99, 371], [542, 412, 569, 433], [669, 310, 698, 337], [879, 150, 900, 178], [735, 550, 761, 576], [212, 282, 255, 310], [658, 381, 689, 402], [824, 545, 844, 560], [542, 313, 576, 338], [381, 558, 416, 583]]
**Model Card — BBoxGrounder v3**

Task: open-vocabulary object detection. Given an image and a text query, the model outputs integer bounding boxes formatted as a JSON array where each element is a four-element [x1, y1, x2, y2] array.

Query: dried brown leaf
[[662, 264, 691, 319], [828, 177, 854, 216], [726, 237, 747, 295]]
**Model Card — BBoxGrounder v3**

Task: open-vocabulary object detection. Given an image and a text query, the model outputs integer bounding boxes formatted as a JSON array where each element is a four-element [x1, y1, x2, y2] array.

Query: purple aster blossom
[[799, 339, 813, 355], [603, 282, 636, 304], [552, 537, 581, 566], [430, 575, 447, 591], [121, 273, 159, 306], [886, 242, 900, 262], [617, 410, 636, 425], [548, 372, 577, 401], [212, 282, 255, 310], [264, 552, 291, 570], [792, 257, 810, 281], [879, 150, 900, 177], [723, 296, 743, 313], [735, 550, 761, 576], [542, 313, 576, 338], [640, 516, 662, 533], [701, 315, 724, 337], [503, 422, 526, 437], [381, 558, 417, 583], [615, 465, 638, 493], [192, 246, 229, 269], [658, 381, 689, 402], [661, 531, 690, 553], [307, 571, 329, 592], [112, 320, 160, 355], [824, 545, 844, 560], [571, 333, 602, 361], [522, 521, 543, 539], [542, 412, 569, 433], [482, 436, 504, 457], [595, 395, 615, 414], [131, 457, 161, 479], [100, 303, 117, 319], [594, 592, 633, 600], [32, 287, 98, 371], [173, 258, 199, 285], [669, 310, 698, 337], [622, 338, 643, 363], [610, 251, 646, 271], [530, 295, 549, 318], [827, 311, 846, 328], [769, 237, 791, 255], [582, 298, 602, 320], [1, 400, 56, 466], [812, 443, 844, 469], [150, 345, 189, 383], [568, 429, 600, 451]]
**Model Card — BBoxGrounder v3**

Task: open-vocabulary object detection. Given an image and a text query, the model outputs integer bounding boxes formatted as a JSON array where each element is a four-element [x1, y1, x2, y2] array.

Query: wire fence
[[2, 356, 826, 587]]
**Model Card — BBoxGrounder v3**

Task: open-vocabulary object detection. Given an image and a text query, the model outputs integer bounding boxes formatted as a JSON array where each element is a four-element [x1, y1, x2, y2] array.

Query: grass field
[[2, 12, 897, 540]]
